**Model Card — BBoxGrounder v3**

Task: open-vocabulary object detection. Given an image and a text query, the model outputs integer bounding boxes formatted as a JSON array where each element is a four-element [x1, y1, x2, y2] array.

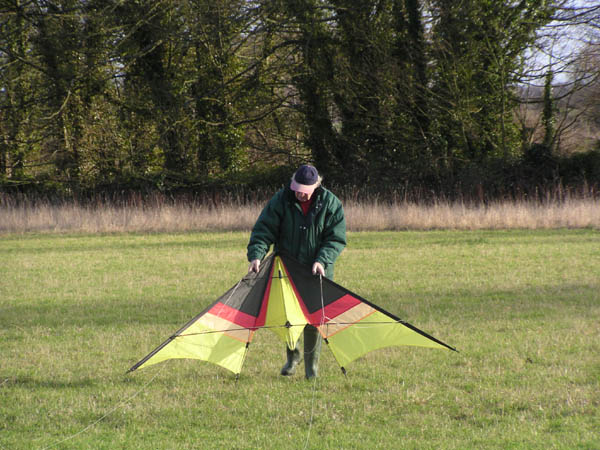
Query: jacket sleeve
[[246, 191, 284, 262], [315, 197, 347, 266]]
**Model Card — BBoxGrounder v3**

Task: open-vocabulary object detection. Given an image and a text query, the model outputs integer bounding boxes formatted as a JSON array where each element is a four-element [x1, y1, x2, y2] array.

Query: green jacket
[[247, 185, 346, 279]]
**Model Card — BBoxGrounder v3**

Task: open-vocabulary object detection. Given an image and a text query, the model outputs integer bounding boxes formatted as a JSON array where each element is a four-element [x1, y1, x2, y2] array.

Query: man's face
[[294, 191, 311, 202]]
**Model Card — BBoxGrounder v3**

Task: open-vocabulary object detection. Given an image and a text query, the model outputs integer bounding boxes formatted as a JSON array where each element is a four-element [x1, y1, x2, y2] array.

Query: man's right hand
[[248, 259, 261, 273]]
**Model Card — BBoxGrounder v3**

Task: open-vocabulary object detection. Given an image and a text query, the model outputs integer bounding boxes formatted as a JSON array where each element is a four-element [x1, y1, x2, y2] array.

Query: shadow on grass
[[1, 298, 213, 329], [3, 375, 97, 390], [3, 282, 597, 331], [347, 229, 599, 250], [0, 234, 246, 256]]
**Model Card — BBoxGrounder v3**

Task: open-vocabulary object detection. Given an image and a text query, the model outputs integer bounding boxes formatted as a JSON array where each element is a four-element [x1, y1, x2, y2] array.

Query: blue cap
[[291, 165, 319, 193]]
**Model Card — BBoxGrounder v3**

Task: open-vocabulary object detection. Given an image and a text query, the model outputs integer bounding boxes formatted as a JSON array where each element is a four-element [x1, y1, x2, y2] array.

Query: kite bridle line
[[223, 273, 257, 381], [175, 321, 412, 338], [303, 273, 326, 450]]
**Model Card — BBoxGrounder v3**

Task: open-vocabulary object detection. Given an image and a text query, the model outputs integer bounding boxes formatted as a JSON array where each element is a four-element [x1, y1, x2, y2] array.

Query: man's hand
[[248, 259, 261, 273], [312, 261, 325, 276]]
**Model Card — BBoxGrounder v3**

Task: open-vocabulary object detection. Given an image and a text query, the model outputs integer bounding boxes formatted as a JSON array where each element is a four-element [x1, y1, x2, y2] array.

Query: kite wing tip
[[446, 344, 459, 353], [127, 362, 141, 374]]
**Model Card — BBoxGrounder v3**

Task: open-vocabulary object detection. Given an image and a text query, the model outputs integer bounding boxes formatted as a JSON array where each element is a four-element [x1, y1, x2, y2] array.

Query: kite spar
[[128, 253, 456, 376]]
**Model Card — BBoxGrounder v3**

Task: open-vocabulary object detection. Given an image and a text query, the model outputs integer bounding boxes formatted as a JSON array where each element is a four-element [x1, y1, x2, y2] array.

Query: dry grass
[[0, 202, 260, 233], [345, 198, 600, 231], [0, 197, 598, 233]]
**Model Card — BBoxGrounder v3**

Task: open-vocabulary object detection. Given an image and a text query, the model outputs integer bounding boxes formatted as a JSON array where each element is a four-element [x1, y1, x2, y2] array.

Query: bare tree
[[519, 1, 600, 153]]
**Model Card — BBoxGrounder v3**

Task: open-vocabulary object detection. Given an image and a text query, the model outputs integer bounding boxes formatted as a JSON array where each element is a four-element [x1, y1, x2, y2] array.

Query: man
[[247, 164, 346, 379]]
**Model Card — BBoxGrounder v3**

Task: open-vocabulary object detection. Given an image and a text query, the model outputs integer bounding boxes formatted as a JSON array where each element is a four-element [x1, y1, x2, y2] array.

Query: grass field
[[1, 230, 599, 449]]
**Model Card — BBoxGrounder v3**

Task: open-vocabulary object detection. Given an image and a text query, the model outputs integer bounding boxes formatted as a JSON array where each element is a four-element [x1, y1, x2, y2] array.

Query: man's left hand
[[312, 262, 325, 276]]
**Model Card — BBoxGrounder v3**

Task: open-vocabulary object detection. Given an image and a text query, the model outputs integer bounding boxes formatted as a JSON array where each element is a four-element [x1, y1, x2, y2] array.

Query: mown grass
[[1, 230, 599, 449]]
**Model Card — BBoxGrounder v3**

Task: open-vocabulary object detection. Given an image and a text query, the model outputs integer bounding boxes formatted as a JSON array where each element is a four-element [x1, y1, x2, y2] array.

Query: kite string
[[44, 274, 242, 447], [225, 275, 255, 379], [221, 278, 244, 309], [41, 365, 165, 450], [303, 273, 326, 450]]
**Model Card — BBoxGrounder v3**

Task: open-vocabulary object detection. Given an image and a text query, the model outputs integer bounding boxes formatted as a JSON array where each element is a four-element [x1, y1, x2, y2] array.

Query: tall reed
[[1, 196, 598, 233]]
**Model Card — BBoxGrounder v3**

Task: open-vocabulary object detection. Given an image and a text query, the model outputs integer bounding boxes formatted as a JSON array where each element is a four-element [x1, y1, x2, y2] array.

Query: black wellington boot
[[303, 325, 322, 380], [280, 346, 302, 376]]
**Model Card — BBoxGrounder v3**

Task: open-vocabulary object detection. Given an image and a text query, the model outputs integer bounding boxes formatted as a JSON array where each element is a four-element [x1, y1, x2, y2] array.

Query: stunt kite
[[128, 253, 456, 376]]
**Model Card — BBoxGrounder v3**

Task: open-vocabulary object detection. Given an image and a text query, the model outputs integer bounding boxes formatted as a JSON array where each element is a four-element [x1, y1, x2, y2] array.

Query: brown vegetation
[[1, 197, 598, 234]]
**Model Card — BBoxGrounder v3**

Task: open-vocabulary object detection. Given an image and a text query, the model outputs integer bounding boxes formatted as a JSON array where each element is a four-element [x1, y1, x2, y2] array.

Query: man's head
[[291, 164, 320, 201]]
